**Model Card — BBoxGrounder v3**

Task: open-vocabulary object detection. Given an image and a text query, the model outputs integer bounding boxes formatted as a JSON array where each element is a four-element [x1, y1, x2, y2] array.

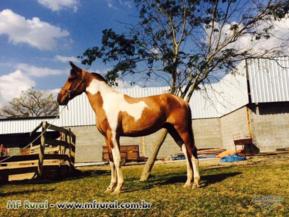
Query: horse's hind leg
[[173, 125, 201, 188], [167, 125, 193, 188], [181, 143, 194, 188]]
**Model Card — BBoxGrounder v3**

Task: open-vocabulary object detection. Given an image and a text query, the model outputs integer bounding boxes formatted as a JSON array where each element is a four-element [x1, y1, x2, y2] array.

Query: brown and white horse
[[58, 62, 201, 194]]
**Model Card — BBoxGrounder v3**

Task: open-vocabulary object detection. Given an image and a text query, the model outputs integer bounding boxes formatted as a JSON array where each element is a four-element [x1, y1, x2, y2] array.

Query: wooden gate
[[0, 121, 76, 183]]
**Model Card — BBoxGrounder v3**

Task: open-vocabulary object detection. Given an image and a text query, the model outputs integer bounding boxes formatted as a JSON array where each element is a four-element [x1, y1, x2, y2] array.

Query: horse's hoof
[[192, 182, 201, 189], [110, 189, 121, 195], [183, 183, 192, 188], [104, 188, 113, 194]]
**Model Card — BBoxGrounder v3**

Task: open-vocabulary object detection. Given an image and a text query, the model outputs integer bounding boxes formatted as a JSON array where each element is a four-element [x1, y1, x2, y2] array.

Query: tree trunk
[[139, 129, 168, 181]]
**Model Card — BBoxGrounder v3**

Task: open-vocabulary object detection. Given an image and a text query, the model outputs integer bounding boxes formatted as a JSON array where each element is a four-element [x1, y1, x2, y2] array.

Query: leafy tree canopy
[[81, 0, 289, 99]]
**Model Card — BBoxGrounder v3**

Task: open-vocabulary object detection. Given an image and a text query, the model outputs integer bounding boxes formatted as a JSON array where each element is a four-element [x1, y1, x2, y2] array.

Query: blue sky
[[0, 0, 138, 106], [0, 0, 289, 107]]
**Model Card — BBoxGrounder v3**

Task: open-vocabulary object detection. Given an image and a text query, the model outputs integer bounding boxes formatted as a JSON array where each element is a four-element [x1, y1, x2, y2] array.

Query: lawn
[[0, 154, 288, 217]]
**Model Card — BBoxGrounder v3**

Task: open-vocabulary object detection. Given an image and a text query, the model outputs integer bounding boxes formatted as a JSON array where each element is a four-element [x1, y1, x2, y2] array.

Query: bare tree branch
[[0, 89, 59, 119]]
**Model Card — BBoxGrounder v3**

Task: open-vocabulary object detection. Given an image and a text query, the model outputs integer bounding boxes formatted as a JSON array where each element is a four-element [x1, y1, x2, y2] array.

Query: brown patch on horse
[[123, 93, 188, 124], [118, 95, 166, 136]]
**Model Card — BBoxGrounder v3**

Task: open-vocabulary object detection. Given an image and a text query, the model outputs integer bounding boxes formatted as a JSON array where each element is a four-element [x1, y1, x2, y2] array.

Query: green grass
[[0, 155, 289, 217]]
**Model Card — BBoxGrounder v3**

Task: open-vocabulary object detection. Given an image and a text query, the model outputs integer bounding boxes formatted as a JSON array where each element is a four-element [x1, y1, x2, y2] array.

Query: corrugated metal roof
[[247, 57, 289, 103], [0, 62, 249, 135], [0, 118, 60, 135]]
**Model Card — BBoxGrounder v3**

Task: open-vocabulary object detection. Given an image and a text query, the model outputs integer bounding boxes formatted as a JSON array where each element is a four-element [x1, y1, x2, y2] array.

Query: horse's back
[[125, 92, 187, 108]]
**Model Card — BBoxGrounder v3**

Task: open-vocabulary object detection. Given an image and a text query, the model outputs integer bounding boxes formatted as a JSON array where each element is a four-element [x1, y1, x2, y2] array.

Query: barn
[[1, 57, 289, 163]]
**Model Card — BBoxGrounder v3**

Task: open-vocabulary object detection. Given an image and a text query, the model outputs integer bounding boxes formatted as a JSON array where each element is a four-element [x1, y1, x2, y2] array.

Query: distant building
[[1, 57, 289, 162]]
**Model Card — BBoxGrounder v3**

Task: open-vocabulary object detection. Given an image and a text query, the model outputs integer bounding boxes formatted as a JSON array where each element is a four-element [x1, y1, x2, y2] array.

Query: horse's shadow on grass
[[125, 171, 242, 193], [0, 188, 55, 197], [1, 169, 109, 186], [0, 169, 110, 196], [1, 169, 241, 195], [160, 172, 241, 186]]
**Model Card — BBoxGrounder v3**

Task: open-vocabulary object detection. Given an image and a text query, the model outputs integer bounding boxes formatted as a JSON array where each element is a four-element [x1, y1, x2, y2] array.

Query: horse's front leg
[[104, 139, 117, 193], [104, 160, 117, 193], [110, 134, 124, 195]]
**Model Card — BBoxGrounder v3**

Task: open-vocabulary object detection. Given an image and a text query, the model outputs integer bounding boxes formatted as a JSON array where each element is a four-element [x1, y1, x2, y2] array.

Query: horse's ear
[[69, 61, 81, 71], [69, 61, 82, 77]]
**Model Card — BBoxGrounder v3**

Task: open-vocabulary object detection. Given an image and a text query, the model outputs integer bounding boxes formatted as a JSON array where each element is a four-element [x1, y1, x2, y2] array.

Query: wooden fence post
[[68, 128, 74, 170], [37, 121, 46, 178], [71, 131, 76, 165]]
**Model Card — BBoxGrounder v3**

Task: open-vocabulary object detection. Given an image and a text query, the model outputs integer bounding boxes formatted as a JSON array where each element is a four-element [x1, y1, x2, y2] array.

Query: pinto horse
[[58, 62, 201, 194]]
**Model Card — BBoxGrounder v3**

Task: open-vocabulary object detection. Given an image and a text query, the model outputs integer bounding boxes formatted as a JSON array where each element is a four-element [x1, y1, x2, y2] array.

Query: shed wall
[[192, 118, 222, 149], [250, 102, 289, 152], [220, 107, 251, 150]]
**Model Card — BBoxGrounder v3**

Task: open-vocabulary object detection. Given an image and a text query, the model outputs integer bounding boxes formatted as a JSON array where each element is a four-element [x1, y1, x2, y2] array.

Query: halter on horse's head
[[57, 62, 87, 105]]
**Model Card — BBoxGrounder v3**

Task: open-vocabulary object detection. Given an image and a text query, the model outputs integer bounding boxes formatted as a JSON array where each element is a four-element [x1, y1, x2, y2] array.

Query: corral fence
[[0, 121, 75, 183]]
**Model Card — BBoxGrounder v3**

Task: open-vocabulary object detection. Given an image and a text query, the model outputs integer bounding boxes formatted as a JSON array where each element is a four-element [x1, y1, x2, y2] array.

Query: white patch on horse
[[86, 79, 112, 95], [120, 100, 147, 120], [86, 79, 148, 128]]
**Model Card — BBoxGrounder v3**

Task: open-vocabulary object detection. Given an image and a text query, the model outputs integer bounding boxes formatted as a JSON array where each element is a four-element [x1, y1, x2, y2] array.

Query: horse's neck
[[86, 78, 117, 95], [85, 78, 120, 112]]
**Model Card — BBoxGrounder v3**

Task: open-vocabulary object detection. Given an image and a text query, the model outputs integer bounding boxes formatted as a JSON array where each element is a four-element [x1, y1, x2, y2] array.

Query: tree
[[80, 0, 289, 181], [0, 88, 58, 118]]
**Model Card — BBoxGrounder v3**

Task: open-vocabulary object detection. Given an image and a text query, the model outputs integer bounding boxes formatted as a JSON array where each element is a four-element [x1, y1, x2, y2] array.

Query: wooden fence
[[0, 121, 75, 183]]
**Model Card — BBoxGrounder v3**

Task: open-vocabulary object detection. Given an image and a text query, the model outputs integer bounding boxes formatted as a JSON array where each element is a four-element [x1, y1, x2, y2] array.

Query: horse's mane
[[91, 72, 107, 83]]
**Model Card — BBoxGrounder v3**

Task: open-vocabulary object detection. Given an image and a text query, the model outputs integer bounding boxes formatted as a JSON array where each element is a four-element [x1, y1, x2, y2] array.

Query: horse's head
[[57, 62, 87, 105]]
